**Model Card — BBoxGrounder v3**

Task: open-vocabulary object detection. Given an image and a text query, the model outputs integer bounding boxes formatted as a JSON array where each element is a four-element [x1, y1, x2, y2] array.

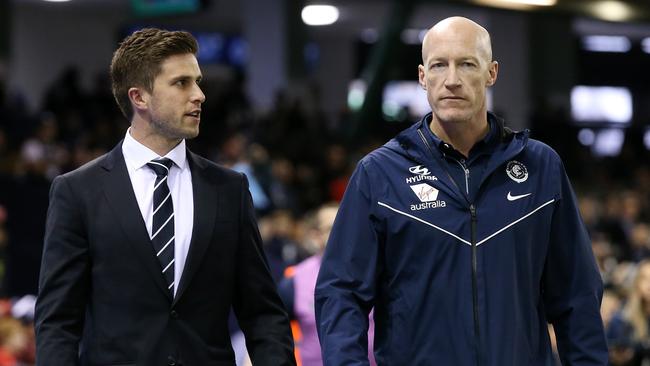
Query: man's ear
[[486, 61, 498, 87], [128, 87, 149, 112], [418, 64, 426, 90]]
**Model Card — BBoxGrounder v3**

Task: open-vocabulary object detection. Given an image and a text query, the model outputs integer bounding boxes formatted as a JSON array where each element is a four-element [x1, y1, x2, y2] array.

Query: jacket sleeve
[[315, 161, 380, 366], [543, 162, 608, 365], [34, 175, 90, 366], [233, 174, 296, 366]]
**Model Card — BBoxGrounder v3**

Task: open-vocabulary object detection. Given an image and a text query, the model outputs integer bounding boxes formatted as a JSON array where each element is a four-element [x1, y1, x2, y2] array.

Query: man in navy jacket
[[315, 16, 607, 365]]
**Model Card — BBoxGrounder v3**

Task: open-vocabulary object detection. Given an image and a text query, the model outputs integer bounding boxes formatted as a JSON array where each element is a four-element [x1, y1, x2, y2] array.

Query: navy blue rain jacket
[[315, 113, 607, 365]]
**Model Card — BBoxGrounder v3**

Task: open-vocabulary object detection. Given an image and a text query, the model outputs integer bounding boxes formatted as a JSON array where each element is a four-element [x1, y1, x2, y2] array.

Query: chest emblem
[[409, 183, 447, 211], [410, 183, 439, 202], [506, 160, 528, 183], [406, 165, 438, 184], [409, 165, 430, 175]]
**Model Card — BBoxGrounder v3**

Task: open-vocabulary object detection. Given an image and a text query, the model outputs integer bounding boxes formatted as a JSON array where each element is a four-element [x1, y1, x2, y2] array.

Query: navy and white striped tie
[[147, 158, 175, 295]]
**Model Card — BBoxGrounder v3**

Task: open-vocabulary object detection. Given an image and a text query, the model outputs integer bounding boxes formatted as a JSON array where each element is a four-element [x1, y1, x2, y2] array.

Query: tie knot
[[147, 158, 173, 177]]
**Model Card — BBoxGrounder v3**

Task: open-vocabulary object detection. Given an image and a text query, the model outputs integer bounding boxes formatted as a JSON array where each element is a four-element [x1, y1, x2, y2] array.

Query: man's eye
[[175, 80, 186, 86], [431, 63, 445, 69]]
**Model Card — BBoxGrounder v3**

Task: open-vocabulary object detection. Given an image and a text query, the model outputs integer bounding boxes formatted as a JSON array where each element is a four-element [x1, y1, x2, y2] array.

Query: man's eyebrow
[[432, 56, 481, 62], [460, 56, 481, 62], [170, 74, 202, 82], [427, 57, 447, 63], [170, 75, 190, 81]]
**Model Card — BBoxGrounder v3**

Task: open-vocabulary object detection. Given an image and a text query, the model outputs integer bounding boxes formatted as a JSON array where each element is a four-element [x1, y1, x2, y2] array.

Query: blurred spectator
[[269, 159, 299, 214], [218, 134, 272, 213], [592, 232, 618, 284], [0, 128, 14, 174], [260, 210, 308, 283], [278, 203, 375, 366], [602, 290, 623, 331], [0, 315, 33, 366], [608, 260, 650, 365], [43, 66, 84, 123], [18, 113, 68, 181], [630, 223, 650, 262], [3, 159, 48, 296], [322, 144, 351, 202]]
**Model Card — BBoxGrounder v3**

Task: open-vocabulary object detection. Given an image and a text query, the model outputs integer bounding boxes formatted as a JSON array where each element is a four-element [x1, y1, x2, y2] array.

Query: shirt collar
[[422, 113, 498, 159], [122, 128, 188, 172]]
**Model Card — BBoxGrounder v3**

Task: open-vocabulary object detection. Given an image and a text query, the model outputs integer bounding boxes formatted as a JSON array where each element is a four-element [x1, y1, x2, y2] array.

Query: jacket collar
[[390, 111, 529, 173]]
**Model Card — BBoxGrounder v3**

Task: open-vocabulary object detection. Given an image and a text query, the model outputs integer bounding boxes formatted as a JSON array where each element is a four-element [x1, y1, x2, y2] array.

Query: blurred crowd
[[0, 65, 649, 365]]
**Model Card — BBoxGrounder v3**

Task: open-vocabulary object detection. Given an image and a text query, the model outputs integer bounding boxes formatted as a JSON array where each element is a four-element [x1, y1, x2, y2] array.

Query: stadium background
[[1, 0, 650, 364]]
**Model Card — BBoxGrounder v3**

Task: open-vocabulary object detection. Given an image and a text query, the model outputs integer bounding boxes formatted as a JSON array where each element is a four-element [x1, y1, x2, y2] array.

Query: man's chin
[[180, 128, 200, 140], [434, 111, 472, 124]]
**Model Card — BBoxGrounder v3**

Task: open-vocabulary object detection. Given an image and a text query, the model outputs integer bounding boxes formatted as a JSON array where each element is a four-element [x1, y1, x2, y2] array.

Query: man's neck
[[129, 118, 181, 157], [429, 115, 489, 158]]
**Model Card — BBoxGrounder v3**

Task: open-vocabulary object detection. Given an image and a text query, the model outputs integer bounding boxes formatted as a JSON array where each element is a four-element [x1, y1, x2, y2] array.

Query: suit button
[[167, 356, 176, 365], [170, 310, 178, 318]]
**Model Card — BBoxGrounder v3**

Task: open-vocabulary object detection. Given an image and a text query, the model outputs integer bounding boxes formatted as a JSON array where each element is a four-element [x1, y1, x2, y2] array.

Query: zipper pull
[[470, 204, 476, 220]]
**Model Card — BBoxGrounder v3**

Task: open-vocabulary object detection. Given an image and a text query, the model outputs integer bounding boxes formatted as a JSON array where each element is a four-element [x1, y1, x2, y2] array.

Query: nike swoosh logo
[[507, 192, 532, 201]]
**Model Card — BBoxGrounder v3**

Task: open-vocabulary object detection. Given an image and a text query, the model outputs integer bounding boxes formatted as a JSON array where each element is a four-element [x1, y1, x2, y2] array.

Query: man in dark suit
[[34, 28, 295, 366]]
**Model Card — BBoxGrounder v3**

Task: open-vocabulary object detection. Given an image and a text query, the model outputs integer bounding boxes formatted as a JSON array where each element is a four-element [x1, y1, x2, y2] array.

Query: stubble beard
[[150, 115, 199, 141]]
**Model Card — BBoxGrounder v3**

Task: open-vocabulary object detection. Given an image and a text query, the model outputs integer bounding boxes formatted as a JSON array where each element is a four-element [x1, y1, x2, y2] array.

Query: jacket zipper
[[417, 128, 482, 365], [454, 158, 481, 365], [455, 159, 470, 195], [470, 203, 481, 366]]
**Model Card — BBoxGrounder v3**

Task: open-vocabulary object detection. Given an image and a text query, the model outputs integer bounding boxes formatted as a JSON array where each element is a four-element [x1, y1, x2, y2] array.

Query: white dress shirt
[[122, 129, 194, 296]]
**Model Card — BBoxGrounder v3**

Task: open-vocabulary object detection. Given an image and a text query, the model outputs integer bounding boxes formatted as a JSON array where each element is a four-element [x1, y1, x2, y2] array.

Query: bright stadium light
[[301, 5, 339, 26], [495, 0, 555, 5], [641, 37, 650, 54], [582, 35, 631, 53], [473, 0, 555, 9], [589, 1, 633, 22]]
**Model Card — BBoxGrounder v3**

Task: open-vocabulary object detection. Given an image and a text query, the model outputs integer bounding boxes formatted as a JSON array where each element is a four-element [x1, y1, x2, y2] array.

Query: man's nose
[[445, 66, 461, 88], [192, 84, 206, 104]]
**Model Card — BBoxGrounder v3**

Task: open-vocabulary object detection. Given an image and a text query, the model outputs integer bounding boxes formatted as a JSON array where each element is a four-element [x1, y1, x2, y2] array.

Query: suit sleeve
[[543, 162, 608, 365], [315, 161, 380, 366], [232, 174, 296, 366], [34, 175, 90, 366]]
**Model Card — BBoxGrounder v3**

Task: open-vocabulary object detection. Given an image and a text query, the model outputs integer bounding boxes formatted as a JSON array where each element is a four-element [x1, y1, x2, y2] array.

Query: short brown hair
[[110, 28, 198, 120]]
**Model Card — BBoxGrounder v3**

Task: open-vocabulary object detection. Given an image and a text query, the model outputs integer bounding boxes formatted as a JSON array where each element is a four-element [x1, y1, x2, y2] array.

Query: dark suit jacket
[[34, 142, 295, 366]]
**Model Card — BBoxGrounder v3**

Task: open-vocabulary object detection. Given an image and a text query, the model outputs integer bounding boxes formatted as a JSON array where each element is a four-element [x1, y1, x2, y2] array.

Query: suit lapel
[[101, 142, 173, 301], [173, 151, 218, 305]]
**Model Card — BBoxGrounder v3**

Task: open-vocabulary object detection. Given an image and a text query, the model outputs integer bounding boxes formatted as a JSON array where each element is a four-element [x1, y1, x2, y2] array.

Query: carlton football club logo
[[506, 160, 528, 183]]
